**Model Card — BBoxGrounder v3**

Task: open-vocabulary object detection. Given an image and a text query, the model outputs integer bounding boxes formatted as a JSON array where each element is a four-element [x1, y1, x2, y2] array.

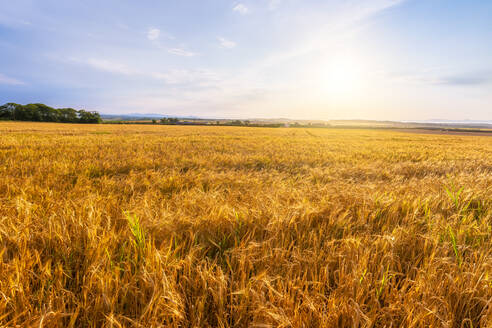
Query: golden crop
[[0, 122, 491, 327]]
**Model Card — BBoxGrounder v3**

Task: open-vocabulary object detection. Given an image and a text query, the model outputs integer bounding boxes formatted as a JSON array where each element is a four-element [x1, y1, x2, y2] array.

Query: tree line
[[0, 103, 101, 123]]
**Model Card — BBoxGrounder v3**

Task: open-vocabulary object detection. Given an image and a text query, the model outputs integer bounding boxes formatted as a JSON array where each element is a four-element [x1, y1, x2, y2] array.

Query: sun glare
[[319, 56, 367, 98]]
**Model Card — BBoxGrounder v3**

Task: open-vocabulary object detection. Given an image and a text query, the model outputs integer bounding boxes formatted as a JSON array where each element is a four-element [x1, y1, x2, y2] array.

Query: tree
[[0, 102, 102, 123], [160, 117, 179, 124], [35, 103, 59, 122], [15, 104, 40, 121], [77, 110, 101, 123], [0, 103, 19, 120], [58, 108, 78, 123]]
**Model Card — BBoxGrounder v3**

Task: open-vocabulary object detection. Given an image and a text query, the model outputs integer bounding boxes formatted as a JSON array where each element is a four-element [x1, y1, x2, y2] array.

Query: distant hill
[[99, 112, 492, 129], [100, 114, 166, 121]]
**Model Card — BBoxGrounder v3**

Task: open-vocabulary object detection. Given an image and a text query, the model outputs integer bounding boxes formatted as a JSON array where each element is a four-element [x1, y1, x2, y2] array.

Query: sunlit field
[[0, 122, 491, 327]]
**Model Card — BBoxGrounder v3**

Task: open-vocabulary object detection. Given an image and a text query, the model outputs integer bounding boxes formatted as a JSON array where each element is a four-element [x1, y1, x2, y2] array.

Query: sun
[[318, 55, 367, 98]]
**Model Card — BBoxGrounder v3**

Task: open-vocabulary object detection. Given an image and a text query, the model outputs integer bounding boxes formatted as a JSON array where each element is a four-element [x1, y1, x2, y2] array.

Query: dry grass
[[0, 121, 491, 327]]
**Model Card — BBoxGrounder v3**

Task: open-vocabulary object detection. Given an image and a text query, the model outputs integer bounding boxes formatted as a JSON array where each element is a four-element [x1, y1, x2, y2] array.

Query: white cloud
[[152, 69, 220, 85], [73, 58, 135, 75], [70, 57, 213, 83], [268, 0, 282, 10], [116, 23, 130, 30], [0, 15, 32, 28], [218, 37, 236, 49], [233, 4, 249, 15], [0, 73, 25, 85], [147, 28, 160, 41], [168, 48, 196, 57]]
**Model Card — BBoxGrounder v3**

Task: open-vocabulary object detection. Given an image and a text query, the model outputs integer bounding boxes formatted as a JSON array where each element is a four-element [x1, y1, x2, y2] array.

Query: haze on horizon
[[0, 0, 491, 121]]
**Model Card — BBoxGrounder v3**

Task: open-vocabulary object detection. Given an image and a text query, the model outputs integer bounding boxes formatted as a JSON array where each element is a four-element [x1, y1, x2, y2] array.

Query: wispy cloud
[[149, 38, 196, 56], [70, 58, 135, 75], [147, 28, 160, 41], [71, 57, 215, 85], [168, 48, 196, 57], [218, 37, 236, 49], [389, 69, 492, 87], [437, 72, 492, 86], [233, 4, 249, 15], [268, 0, 282, 10], [152, 69, 220, 86], [0, 73, 25, 85], [86, 58, 136, 75], [247, 0, 407, 74], [0, 15, 32, 28]]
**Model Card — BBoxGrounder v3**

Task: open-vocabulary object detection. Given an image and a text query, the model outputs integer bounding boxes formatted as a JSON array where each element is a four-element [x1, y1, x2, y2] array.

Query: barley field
[[0, 122, 491, 327]]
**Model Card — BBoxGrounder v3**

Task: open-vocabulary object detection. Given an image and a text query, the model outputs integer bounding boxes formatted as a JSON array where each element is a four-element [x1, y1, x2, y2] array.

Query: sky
[[0, 0, 491, 121]]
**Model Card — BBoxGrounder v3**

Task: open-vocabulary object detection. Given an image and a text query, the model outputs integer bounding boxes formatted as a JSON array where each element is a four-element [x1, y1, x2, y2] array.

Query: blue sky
[[0, 0, 491, 120]]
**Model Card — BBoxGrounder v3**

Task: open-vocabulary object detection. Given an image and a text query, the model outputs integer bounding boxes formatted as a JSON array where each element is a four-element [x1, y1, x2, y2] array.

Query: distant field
[[393, 128, 492, 137], [0, 122, 491, 327]]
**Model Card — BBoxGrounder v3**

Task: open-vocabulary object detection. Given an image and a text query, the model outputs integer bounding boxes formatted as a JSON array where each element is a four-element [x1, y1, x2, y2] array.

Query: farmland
[[0, 122, 491, 327]]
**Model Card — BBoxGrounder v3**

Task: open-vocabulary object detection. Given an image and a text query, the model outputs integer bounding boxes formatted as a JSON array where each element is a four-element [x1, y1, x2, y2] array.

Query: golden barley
[[0, 122, 490, 327]]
